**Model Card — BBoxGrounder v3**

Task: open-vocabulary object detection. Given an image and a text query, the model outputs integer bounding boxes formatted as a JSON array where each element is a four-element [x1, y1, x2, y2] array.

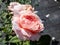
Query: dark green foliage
[[30, 35, 51, 45]]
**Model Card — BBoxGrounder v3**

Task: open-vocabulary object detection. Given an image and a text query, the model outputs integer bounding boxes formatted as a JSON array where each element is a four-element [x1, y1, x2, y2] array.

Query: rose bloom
[[8, 2, 44, 41], [12, 10, 44, 41]]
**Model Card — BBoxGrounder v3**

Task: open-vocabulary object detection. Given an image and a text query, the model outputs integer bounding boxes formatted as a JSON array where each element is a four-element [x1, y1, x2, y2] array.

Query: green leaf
[[23, 41, 30, 45], [10, 36, 20, 43]]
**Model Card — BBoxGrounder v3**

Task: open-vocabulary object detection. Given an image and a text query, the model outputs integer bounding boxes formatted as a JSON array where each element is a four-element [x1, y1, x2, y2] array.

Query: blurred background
[[0, 0, 60, 45]]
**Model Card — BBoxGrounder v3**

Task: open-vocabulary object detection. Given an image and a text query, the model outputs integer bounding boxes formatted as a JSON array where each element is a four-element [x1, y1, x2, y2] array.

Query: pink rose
[[8, 2, 44, 41], [12, 11, 44, 41]]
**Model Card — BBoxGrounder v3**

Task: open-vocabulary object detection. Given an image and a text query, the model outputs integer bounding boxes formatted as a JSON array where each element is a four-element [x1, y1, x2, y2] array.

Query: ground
[[31, 0, 60, 45]]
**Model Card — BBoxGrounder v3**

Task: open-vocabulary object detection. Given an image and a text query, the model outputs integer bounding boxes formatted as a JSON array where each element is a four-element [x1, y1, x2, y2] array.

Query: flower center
[[24, 15, 36, 21]]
